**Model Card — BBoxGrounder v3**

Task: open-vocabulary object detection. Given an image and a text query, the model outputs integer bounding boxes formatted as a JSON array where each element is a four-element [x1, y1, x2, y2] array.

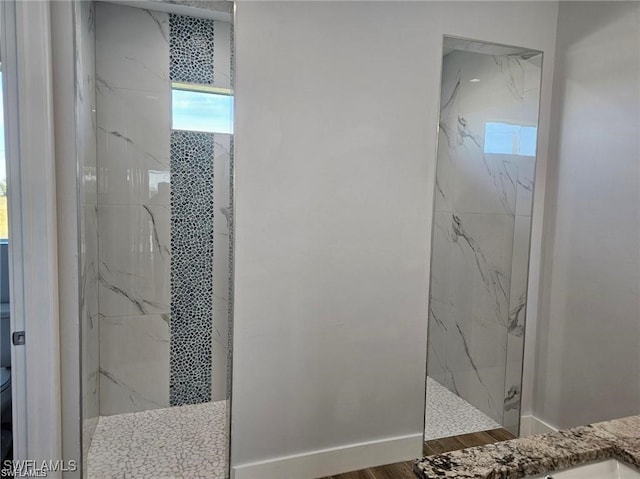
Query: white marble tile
[[448, 307, 508, 372], [523, 55, 542, 93], [212, 138, 231, 318], [82, 203, 100, 418], [426, 307, 447, 388], [427, 212, 453, 386], [212, 234, 230, 401], [212, 226, 230, 401], [503, 322, 524, 435], [444, 329, 508, 420], [98, 204, 171, 318], [82, 164, 98, 208], [456, 52, 526, 116], [212, 20, 233, 90], [211, 295, 229, 402], [452, 135, 518, 216], [495, 55, 527, 102], [439, 59, 460, 122], [445, 212, 514, 422], [502, 215, 532, 435], [502, 409, 520, 437], [446, 364, 505, 425], [78, 37, 98, 207], [88, 400, 228, 479], [520, 87, 542, 125], [212, 126, 231, 402], [97, 86, 170, 206], [515, 155, 536, 217], [502, 346, 523, 436], [448, 213, 514, 331], [507, 215, 532, 339], [82, 268, 100, 453], [434, 120, 456, 213], [213, 134, 232, 236], [95, 3, 169, 93], [444, 49, 540, 217], [213, 233, 230, 302], [99, 315, 170, 416]]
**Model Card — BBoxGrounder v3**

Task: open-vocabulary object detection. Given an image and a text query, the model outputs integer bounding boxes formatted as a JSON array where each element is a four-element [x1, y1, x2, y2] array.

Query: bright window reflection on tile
[[148, 171, 170, 198], [484, 121, 537, 157], [172, 89, 234, 134]]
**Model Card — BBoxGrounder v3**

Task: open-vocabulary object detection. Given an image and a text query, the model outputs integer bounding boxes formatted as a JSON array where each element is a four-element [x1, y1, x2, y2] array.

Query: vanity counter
[[414, 415, 640, 478]]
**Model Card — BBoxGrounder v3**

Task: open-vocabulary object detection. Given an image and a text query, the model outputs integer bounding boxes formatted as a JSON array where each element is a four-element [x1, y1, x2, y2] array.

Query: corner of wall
[[519, 0, 561, 421]]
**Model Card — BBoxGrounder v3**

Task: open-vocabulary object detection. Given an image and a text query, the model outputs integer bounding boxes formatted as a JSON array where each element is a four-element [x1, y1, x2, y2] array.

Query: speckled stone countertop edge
[[413, 415, 640, 479]]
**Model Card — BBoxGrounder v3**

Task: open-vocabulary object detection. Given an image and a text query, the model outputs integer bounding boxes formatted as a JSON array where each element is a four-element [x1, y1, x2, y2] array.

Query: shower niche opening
[[425, 36, 543, 441]]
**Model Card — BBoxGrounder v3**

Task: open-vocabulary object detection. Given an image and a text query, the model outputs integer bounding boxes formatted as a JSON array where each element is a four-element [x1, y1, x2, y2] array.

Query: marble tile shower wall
[[95, 3, 233, 415], [211, 133, 232, 403], [427, 49, 540, 435], [96, 2, 171, 416], [76, 0, 100, 456]]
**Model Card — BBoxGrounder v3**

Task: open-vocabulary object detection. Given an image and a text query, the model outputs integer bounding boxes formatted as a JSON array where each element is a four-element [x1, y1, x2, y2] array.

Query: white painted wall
[[534, 1, 640, 430], [232, 2, 558, 477], [1, 0, 62, 468]]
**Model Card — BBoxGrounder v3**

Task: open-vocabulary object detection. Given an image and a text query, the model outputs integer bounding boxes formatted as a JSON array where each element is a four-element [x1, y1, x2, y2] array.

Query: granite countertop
[[414, 415, 640, 478]]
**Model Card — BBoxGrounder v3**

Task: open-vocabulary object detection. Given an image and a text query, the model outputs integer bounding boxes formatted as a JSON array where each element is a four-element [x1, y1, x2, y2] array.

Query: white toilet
[[0, 241, 12, 459]]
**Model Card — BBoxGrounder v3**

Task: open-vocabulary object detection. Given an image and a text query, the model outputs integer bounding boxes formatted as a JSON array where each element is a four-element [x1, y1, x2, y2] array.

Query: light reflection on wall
[[484, 121, 537, 157]]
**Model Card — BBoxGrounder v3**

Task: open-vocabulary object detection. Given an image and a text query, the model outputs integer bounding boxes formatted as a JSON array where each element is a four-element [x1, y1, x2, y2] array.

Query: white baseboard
[[231, 433, 423, 479], [519, 415, 558, 436]]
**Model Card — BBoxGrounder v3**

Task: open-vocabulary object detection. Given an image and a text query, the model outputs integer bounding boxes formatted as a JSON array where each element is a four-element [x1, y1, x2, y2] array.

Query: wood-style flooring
[[319, 428, 516, 479]]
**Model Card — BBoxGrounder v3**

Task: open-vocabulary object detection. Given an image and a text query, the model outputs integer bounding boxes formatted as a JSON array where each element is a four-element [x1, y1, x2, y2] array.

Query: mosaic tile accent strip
[[88, 400, 228, 479], [170, 130, 215, 406], [226, 136, 234, 401], [425, 376, 501, 441], [170, 14, 214, 84]]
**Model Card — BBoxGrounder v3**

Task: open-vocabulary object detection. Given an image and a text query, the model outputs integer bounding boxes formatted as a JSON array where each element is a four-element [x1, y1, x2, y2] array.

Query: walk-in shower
[[74, 2, 234, 477], [425, 36, 542, 441]]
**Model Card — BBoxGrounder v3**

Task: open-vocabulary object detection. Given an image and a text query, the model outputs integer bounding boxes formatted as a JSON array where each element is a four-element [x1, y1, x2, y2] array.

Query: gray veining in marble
[[427, 39, 542, 436], [99, 315, 170, 415], [95, 2, 172, 416], [95, 1, 234, 420]]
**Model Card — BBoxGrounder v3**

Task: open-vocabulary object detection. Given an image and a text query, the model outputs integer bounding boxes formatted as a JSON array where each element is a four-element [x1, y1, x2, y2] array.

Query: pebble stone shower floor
[[88, 383, 499, 477], [424, 377, 501, 440], [88, 400, 228, 479]]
